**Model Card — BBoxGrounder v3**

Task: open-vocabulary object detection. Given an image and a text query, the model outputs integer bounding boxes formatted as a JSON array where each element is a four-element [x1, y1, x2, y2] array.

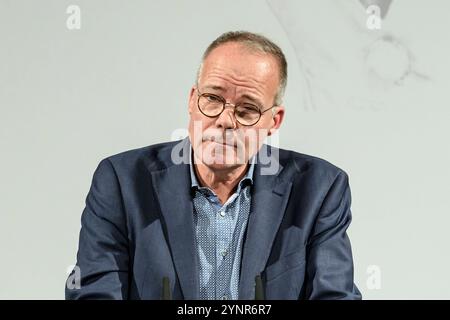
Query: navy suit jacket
[[66, 138, 361, 299]]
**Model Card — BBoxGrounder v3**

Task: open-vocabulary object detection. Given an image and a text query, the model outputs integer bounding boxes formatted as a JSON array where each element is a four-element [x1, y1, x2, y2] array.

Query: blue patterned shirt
[[189, 148, 255, 300]]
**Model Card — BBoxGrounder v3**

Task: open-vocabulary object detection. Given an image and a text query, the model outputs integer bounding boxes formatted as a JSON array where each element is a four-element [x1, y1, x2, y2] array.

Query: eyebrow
[[201, 85, 264, 109], [240, 94, 263, 108], [202, 85, 225, 92]]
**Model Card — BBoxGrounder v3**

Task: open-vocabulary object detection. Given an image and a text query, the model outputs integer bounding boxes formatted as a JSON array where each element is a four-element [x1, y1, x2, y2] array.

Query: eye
[[235, 104, 260, 119], [205, 94, 222, 103], [239, 104, 260, 113]]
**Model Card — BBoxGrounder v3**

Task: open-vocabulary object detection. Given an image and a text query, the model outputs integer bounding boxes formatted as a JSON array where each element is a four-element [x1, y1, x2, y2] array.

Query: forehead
[[200, 42, 279, 94]]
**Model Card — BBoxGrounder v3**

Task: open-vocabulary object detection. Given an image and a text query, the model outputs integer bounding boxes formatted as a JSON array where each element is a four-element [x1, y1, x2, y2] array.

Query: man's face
[[188, 42, 285, 171]]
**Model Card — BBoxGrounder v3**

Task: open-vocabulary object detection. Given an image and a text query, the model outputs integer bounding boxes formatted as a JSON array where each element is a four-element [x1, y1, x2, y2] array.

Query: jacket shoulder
[[103, 140, 182, 172], [277, 146, 348, 182]]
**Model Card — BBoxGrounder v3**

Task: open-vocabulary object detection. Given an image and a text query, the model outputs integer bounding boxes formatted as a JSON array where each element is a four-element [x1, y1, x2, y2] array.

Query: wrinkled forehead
[[199, 43, 280, 95]]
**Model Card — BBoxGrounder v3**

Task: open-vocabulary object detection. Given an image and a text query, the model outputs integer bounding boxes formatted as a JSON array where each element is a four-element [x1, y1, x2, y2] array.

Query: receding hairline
[[196, 31, 288, 105]]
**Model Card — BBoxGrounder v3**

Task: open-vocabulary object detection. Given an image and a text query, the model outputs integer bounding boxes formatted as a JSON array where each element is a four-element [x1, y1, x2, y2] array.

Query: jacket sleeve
[[304, 170, 362, 299], [65, 158, 130, 299]]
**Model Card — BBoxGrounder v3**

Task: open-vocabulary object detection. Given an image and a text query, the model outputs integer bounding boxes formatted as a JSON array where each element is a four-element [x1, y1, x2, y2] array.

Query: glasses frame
[[196, 89, 276, 126]]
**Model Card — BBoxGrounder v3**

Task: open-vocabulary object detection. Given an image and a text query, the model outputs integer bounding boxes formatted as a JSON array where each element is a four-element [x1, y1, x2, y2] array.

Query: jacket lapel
[[238, 145, 293, 299], [150, 139, 199, 299]]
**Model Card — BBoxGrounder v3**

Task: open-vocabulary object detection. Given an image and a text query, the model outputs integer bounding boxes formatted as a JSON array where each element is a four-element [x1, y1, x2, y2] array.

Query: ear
[[188, 86, 197, 114], [268, 106, 285, 136]]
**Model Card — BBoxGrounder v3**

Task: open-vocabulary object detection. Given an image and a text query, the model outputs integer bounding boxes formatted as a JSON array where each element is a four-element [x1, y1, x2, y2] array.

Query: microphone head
[[161, 276, 172, 300], [254, 274, 265, 300]]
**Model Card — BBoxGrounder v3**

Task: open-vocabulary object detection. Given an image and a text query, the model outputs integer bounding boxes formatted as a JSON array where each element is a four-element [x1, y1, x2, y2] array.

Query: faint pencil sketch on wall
[[267, 0, 433, 112]]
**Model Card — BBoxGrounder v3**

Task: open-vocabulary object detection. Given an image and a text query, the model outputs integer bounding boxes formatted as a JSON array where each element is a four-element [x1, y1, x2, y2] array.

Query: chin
[[199, 142, 248, 168]]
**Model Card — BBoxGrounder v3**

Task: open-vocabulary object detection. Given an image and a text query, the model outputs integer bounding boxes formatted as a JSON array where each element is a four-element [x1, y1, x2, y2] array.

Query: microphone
[[254, 274, 265, 300], [161, 276, 172, 300], [161, 275, 263, 300]]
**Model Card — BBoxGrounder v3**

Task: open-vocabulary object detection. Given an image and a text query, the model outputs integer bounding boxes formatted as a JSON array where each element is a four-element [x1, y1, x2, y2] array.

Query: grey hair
[[196, 31, 287, 106]]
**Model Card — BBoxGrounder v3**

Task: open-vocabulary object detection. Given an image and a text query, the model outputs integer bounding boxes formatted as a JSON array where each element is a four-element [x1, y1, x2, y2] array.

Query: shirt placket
[[215, 203, 230, 300]]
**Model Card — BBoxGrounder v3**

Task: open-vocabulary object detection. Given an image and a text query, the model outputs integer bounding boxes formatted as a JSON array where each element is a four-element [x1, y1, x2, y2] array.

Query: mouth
[[203, 136, 238, 148]]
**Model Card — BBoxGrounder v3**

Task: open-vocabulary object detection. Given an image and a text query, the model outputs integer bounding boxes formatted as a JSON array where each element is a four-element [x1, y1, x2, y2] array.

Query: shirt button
[[219, 211, 226, 217], [221, 295, 228, 300], [221, 250, 228, 257]]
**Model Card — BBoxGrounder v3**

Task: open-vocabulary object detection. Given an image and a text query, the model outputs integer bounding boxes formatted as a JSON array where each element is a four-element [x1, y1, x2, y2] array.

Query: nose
[[215, 103, 237, 130]]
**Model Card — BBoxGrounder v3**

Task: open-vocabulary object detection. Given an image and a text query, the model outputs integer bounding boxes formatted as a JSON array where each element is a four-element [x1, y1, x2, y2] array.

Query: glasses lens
[[198, 94, 223, 116], [235, 104, 260, 125]]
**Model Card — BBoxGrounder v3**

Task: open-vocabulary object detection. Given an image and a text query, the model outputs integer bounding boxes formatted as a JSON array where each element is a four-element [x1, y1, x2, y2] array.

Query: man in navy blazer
[[66, 31, 361, 300]]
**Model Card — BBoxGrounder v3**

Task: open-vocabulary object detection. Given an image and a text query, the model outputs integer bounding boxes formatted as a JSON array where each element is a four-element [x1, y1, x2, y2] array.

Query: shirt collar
[[189, 143, 255, 190]]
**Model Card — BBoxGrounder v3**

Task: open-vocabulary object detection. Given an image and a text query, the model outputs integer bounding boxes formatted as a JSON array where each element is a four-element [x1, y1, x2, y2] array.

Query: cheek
[[247, 125, 269, 140], [239, 129, 263, 152], [188, 116, 215, 144]]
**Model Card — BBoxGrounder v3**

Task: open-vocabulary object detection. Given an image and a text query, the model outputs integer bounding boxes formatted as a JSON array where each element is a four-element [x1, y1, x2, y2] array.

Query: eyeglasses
[[197, 89, 275, 126]]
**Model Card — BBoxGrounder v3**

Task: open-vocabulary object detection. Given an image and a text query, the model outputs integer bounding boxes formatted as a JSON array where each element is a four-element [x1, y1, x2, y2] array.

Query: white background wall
[[1, 0, 449, 299]]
